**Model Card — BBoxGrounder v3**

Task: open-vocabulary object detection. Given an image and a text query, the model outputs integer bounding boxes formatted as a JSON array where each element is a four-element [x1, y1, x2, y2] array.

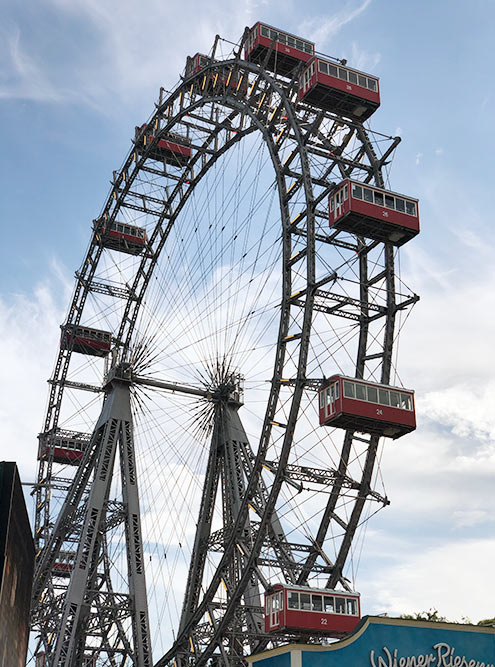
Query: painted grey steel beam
[[132, 374, 211, 398]]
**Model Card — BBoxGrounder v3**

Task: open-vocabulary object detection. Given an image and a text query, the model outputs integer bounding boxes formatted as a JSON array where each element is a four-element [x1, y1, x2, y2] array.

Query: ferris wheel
[[30, 22, 419, 667]]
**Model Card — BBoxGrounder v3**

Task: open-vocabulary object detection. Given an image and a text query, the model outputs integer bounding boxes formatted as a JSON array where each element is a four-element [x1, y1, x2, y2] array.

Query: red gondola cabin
[[265, 584, 361, 638], [319, 375, 415, 439], [185, 53, 247, 94], [185, 53, 212, 76], [135, 124, 192, 166], [38, 428, 90, 465], [60, 325, 112, 357], [53, 550, 76, 576], [245, 23, 314, 76], [329, 179, 420, 246], [94, 218, 147, 255], [299, 58, 380, 121]]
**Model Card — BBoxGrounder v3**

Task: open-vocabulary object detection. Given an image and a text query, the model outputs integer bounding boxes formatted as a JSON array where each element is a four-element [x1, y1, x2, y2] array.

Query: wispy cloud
[[1, 0, 375, 114], [349, 41, 381, 71], [300, 0, 373, 49], [0, 0, 254, 114], [0, 26, 89, 105]]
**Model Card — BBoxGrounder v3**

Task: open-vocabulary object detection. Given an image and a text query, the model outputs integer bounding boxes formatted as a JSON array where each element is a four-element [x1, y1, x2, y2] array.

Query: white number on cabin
[[321, 618, 328, 625], [376, 409, 383, 415]]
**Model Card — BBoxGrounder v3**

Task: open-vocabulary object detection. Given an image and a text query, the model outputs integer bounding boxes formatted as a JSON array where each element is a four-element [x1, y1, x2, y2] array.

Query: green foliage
[[400, 609, 476, 624], [400, 609, 448, 622]]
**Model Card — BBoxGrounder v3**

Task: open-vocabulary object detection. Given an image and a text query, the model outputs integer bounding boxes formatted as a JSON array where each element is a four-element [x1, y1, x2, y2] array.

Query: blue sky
[[1, 0, 494, 631]]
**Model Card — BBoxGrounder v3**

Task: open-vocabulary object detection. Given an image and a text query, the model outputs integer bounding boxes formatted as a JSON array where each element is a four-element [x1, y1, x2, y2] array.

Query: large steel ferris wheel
[[31, 24, 418, 667]]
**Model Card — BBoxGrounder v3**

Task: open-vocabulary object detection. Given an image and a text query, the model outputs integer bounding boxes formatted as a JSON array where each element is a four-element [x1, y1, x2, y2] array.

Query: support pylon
[[32, 371, 152, 666]]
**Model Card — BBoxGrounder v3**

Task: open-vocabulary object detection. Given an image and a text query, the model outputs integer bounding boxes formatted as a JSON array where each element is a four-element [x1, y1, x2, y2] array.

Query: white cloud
[[349, 41, 381, 71], [371, 429, 493, 547], [364, 538, 495, 622], [300, 0, 373, 47], [0, 27, 91, 106], [452, 509, 490, 529], [0, 0, 255, 113], [422, 383, 495, 443], [354, 164, 495, 622], [398, 181, 495, 395], [1, 0, 379, 120], [0, 262, 72, 488]]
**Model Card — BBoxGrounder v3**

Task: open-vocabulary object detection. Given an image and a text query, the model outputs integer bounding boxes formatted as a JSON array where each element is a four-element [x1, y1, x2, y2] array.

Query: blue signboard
[[248, 617, 495, 667]]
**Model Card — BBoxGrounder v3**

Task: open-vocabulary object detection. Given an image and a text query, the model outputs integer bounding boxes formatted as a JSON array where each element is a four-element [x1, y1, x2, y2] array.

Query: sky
[[1, 0, 494, 637]]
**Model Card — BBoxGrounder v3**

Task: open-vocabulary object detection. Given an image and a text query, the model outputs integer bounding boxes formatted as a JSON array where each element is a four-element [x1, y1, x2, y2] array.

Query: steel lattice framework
[[31, 28, 418, 667]]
